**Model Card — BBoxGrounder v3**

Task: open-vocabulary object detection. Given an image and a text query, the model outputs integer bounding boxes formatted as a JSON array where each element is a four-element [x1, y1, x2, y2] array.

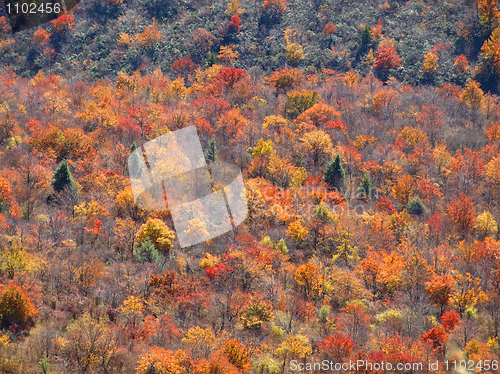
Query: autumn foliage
[[50, 14, 75, 33], [374, 38, 402, 80], [0, 19, 499, 371]]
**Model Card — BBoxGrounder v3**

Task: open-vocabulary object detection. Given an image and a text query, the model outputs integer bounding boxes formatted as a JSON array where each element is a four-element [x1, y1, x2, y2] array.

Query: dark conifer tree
[[359, 172, 373, 202], [205, 138, 218, 163], [52, 159, 75, 192], [323, 154, 346, 191]]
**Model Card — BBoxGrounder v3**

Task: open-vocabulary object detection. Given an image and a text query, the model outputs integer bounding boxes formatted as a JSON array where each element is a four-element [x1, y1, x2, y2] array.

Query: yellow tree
[[300, 130, 333, 166], [136, 348, 188, 374], [0, 238, 29, 279], [116, 186, 144, 221], [64, 312, 119, 373], [295, 262, 324, 299], [286, 220, 309, 243], [398, 126, 429, 150], [284, 29, 305, 64], [252, 138, 276, 158], [181, 326, 215, 360], [291, 167, 307, 188], [481, 27, 500, 71], [275, 334, 312, 370], [73, 200, 108, 222], [286, 89, 321, 120], [474, 211, 498, 239], [218, 45, 239, 64], [268, 154, 298, 187], [262, 114, 287, 131], [478, 0, 499, 28], [486, 156, 500, 185], [452, 273, 486, 316], [333, 232, 360, 268], [434, 142, 452, 175], [135, 217, 175, 253], [423, 51, 439, 73], [392, 175, 414, 207], [286, 43, 305, 64], [226, 0, 245, 15], [461, 80, 484, 110], [119, 295, 145, 341]]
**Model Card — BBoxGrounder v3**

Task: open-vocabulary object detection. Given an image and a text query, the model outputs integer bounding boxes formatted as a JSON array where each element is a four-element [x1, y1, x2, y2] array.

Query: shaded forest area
[[1, 0, 500, 92]]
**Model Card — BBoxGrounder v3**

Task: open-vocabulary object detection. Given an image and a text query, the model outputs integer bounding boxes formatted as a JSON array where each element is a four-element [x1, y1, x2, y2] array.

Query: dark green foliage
[[259, 2, 285, 29], [474, 62, 500, 94], [130, 141, 137, 153], [406, 197, 427, 216], [205, 138, 218, 163], [143, 0, 179, 20], [51, 159, 75, 193], [360, 25, 372, 47], [206, 52, 217, 67], [323, 154, 345, 191], [133, 237, 165, 268], [358, 172, 373, 202]]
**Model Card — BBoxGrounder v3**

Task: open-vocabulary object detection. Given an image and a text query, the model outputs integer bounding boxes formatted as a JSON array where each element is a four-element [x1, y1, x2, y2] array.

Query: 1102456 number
[[6, 2, 61, 14], [444, 360, 499, 372]]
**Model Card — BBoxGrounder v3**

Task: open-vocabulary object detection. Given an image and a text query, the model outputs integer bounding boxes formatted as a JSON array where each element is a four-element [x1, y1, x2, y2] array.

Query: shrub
[[406, 197, 426, 215]]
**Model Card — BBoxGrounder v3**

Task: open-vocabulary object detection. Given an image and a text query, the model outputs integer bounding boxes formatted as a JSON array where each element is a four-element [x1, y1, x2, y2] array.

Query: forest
[[0, 0, 500, 373]]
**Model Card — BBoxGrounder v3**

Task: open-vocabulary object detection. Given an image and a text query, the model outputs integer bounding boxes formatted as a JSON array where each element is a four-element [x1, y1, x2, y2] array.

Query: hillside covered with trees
[[2, 0, 500, 92], [0, 0, 500, 373]]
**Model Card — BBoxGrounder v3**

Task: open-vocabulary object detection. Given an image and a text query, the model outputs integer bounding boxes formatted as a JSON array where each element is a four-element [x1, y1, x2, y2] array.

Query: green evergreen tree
[[206, 52, 217, 67], [51, 159, 75, 192], [130, 141, 137, 153], [361, 25, 372, 47], [133, 237, 165, 268], [358, 172, 373, 202], [205, 138, 218, 163], [323, 154, 346, 191], [406, 197, 426, 216]]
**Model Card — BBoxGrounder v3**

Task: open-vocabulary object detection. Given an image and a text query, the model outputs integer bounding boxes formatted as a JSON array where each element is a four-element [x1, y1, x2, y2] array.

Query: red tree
[[229, 15, 242, 34], [318, 333, 355, 362], [422, 326, 448, 352], [446, 193, 476, 235], [441, 310, 461, 332], [50, 14, 75, 33], [374, 39, 402, 80], [171, 55, 197, 72]]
